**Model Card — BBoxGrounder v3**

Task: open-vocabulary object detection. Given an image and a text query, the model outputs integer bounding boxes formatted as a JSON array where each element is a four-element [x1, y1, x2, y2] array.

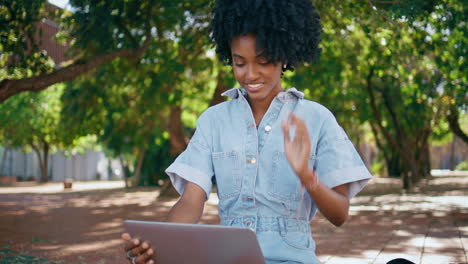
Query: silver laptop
[[124, 220, 265, 264]]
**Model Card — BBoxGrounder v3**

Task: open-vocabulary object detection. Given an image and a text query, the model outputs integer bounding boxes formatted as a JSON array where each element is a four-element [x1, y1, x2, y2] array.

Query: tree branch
[[114, 18, 139, 49], [0, 30, 151, 103], [447, 104, 468, 144], [381, 87, 410, 148], [365, 65, 415, 172], [369, 120, 390, 168], [367, 0, 399, 26]]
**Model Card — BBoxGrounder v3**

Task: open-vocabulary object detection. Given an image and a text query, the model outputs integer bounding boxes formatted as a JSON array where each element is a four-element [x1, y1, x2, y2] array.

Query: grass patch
[[0, 254, 55, 264], [31, 238, 48, 243], [0, 245, 57, 264]]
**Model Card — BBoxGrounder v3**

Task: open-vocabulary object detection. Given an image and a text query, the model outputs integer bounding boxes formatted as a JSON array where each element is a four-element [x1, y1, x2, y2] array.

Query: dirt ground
[[0, 175, 467, 264]]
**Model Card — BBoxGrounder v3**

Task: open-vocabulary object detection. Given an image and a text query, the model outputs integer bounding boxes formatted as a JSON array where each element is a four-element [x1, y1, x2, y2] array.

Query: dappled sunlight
[[61, 239, 122, 254], [1, 177, 466, 263], [392, 230, 414, 237], [375, 253, 420, 264], [360, 249, 381, 259], [420, 254, 456, 263], [159, 200, 177, 207], [315, 176, 468, 263], [66, 190, 160, 209], [140, 211, 156, 217], [85, 228, 125, 238], [2, 210, 28, 216], [93, 221, 121, 231], [35, 245, 62, 251], [350, 205, 381, 211], [0, 181, 125, 194], [428, 195, 468, 208]]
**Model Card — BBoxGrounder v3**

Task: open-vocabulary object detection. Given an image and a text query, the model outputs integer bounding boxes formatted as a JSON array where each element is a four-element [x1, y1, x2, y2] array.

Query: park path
[[0, 175, 466, 264]]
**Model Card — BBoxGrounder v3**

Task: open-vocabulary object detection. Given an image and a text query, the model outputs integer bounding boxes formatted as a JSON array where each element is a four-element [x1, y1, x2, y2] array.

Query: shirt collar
[[221, 87, 304, 102]]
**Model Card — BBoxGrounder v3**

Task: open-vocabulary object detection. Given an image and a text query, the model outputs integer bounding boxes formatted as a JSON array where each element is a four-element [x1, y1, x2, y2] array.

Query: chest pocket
[[269, 151, 316, 201], [212, 151, 242, 199]]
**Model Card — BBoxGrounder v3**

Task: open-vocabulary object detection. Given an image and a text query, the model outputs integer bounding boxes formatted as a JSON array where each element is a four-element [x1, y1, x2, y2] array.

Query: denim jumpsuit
[[166, 88, 372, 264]]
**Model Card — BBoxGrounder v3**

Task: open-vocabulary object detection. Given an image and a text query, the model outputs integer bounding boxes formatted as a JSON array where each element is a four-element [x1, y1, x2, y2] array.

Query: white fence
[[0, 148, 123, 182]]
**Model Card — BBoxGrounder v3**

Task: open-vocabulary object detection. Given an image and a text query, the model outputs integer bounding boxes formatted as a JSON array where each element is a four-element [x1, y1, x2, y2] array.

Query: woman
[[122, 0, 372, 263]]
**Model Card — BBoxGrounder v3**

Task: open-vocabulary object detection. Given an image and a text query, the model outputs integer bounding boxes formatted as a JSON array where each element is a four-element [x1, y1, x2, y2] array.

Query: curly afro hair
[[210, 0, 322, 72]]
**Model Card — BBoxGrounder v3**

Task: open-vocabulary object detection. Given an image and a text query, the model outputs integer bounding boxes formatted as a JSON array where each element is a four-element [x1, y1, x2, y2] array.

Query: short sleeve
[[165, 112, 214, 200], [315, 112, 372, 199]]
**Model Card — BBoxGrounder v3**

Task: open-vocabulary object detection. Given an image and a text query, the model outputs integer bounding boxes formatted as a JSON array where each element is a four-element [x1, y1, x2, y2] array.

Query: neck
[[247, 87, 284, 125]]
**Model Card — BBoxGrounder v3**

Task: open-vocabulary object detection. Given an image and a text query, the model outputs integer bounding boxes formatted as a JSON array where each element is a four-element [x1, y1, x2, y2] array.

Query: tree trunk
[[364, 65, 436, 189], [421, 140, 431, 178], [32, 142, 49, 183], [209, 72, 228, 107], [386, 151, 403, 177], [43, 144, 49, 181], [161, 76, 229, 197], [119, 155, 130, 188], [402, 171, 411, 190], [168, 106, 188, 155], [133, 147, 147, 186], [40, 143, 49, 182]]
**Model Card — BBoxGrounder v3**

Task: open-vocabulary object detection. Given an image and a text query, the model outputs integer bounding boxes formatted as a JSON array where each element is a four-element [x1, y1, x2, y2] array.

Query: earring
[[281, 63, 287, 78]]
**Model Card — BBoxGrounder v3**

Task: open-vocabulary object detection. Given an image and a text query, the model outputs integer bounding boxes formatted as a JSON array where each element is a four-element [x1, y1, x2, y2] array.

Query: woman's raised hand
[[281, 113, 317, 188], [122, 233, 155, 264]]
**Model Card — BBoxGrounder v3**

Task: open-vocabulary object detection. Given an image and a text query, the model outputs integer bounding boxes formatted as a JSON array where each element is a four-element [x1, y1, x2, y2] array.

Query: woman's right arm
[[166, 181, 206, 223], [122, 182, 206, 264]]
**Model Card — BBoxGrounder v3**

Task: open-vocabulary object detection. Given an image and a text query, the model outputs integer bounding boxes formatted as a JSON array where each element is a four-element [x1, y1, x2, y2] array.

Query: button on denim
[[166, 88, 372, 264]]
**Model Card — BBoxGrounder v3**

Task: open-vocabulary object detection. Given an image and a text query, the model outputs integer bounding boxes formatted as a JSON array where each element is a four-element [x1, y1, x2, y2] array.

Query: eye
[[257, 58, 271, 65], [234, 63, 245, 67]]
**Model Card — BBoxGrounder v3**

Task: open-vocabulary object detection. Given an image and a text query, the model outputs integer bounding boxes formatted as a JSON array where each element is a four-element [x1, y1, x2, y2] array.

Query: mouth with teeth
[[245, 83, 264, 92]]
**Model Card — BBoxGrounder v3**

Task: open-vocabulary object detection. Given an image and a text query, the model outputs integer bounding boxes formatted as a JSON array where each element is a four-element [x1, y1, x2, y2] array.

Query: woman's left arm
[[282, 113, 349, 227], [301, 170, 349, 226]]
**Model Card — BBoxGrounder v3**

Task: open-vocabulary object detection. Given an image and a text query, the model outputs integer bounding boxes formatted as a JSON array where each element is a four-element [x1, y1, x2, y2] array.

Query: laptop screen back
[[124, 220, 265, 264]]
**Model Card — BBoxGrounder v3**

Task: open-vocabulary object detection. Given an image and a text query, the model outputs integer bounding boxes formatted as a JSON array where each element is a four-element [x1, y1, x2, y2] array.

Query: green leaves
[[293, 0, 466, 182], [0, 85, 62, 149], [2, 0, 464, 186], [0, 0, 60, 76]]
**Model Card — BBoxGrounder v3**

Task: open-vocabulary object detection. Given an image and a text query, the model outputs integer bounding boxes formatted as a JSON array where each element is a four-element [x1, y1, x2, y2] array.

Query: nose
[[246, 64, 260, 82]]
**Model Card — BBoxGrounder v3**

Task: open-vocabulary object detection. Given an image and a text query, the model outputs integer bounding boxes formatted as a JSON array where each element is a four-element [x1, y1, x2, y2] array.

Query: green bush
[[371, 161, 385, 176], [455, 161, 468, 171]]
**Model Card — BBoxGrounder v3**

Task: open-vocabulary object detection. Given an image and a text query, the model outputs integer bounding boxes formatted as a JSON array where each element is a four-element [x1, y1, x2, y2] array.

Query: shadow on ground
[[0, 175, 466, 264]]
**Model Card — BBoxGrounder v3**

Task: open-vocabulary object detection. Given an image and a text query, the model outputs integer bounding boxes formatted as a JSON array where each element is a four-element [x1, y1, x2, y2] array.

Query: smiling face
[[231, 34, 283, 104]]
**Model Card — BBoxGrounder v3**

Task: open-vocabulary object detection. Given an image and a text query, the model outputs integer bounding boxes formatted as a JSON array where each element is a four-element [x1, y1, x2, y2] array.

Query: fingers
[[124, 237, 141, 252], [135, 247, 154, 264], [122, 234, 155, 264], [282, 113, 309, 142], [281, 120, 290, 144], [131, 240, 152, 256], [122, 233, 132, 241], [289, 113, 307, 132]]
